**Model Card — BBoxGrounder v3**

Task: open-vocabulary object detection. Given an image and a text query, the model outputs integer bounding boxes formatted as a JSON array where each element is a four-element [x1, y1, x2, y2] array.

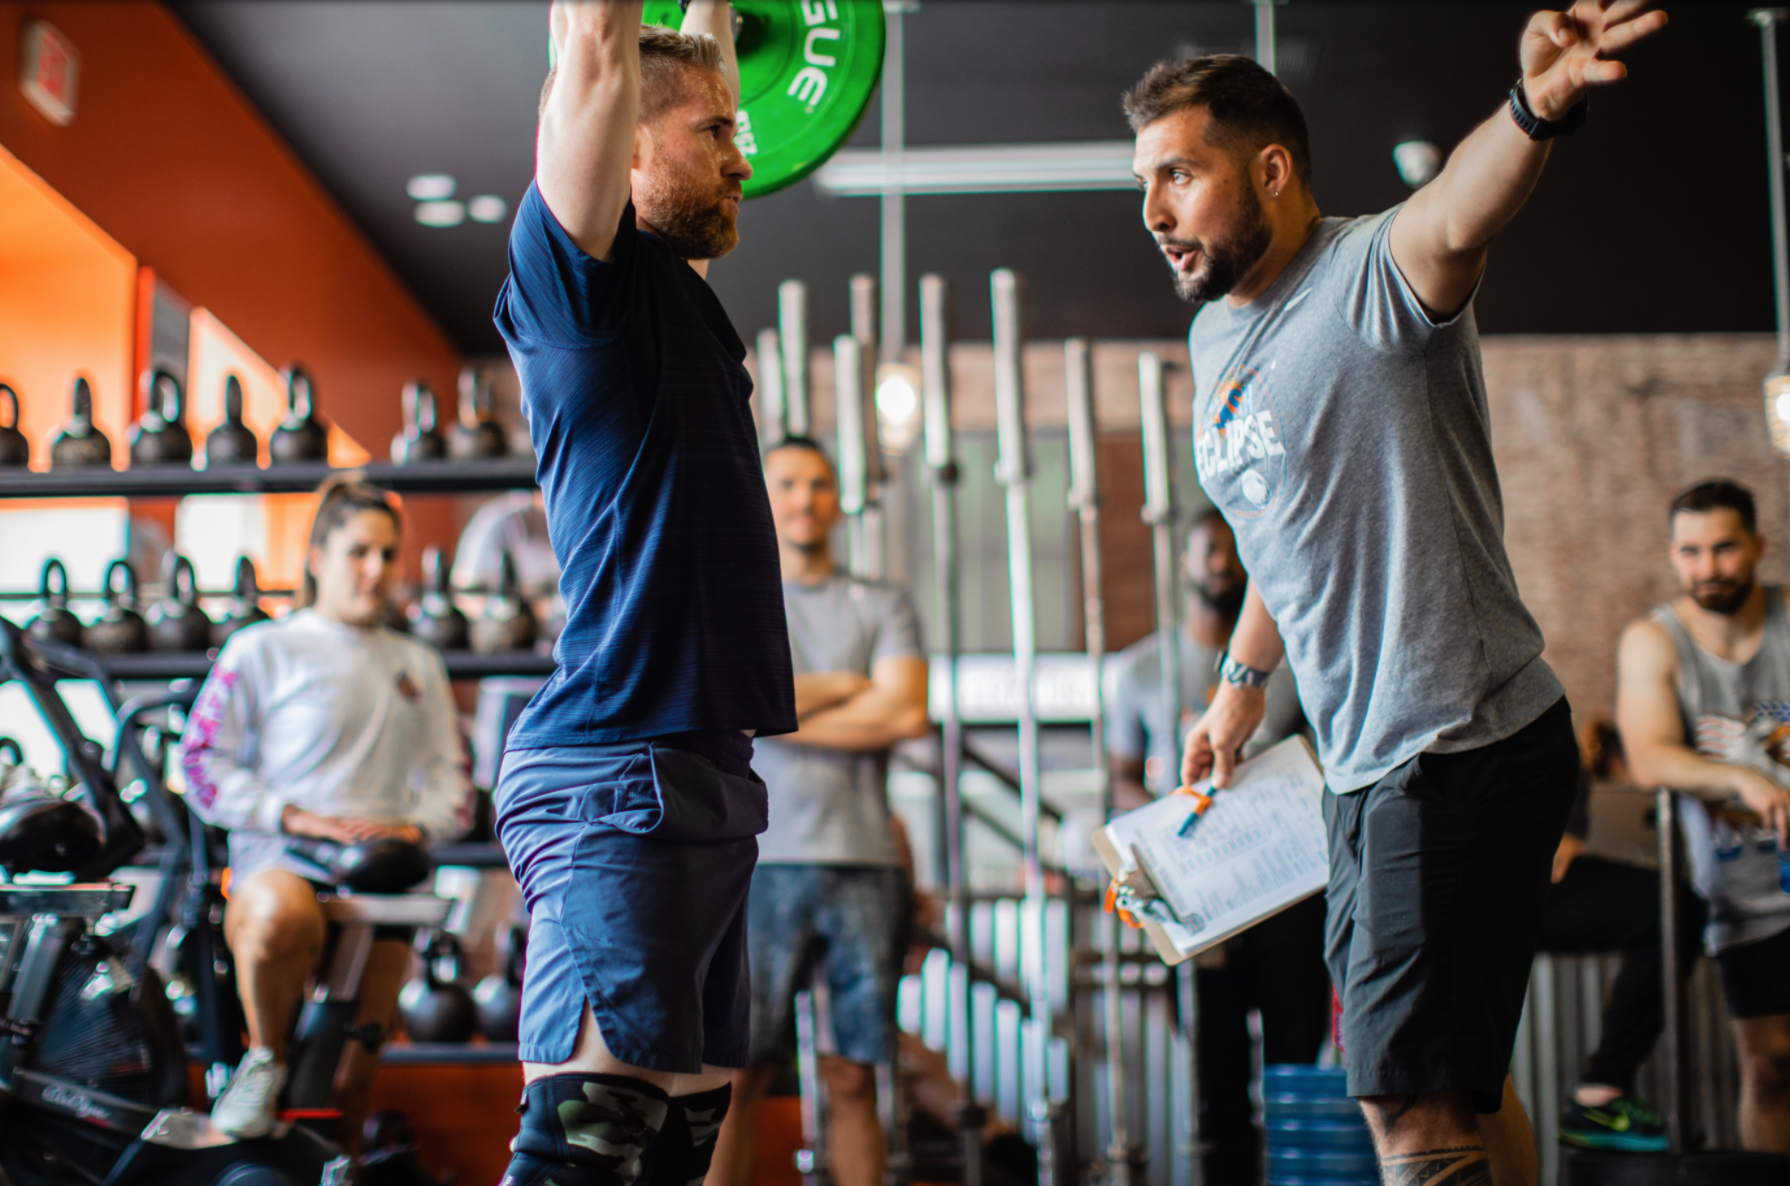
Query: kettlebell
[[0, 384, 29, 468], [213, 556, 272, 647], [127, 369, 194, 467], [448, 368, 508, 459], [205, 374, 260, 468], [269, 366, 328, 465], [470, 551, 538, 656], [407, 546, 468, 651], [25, 558, 83, 649], [390, 381, 446, 464], [86, 559, 148, 654], [148, 554, 213, 652], [473, 922, 526, 1043], [398, 930, 478, 1044], [49, 377, 112, 470]]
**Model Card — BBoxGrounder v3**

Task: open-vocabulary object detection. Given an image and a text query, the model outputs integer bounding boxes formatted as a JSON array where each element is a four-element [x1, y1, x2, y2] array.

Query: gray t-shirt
[[754, 574, 923, 865], [1188, 209, 1561, 792], [1653, 589, 1790, 954], [1109, 629, 1304, 794]]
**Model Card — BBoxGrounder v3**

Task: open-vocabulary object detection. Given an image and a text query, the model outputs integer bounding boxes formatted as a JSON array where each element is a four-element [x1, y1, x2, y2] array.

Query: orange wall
[[0, 144, 133, 466], [0, 2, 467, 572]]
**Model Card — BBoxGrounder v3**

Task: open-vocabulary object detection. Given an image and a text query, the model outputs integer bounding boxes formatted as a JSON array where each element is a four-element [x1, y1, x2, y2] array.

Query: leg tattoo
[[1368, 1095, 1421, 1134], [1378, 1146, 1493, 1186]]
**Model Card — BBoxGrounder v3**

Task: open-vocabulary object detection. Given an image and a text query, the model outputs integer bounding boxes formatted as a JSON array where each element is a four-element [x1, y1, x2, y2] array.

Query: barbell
[[636, 0, 886, 199]]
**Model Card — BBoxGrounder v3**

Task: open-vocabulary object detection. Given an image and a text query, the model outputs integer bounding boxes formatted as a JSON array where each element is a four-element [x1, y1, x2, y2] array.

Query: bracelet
[[1217, 652, 1272, 689], [1508, 78, 1587, 141]]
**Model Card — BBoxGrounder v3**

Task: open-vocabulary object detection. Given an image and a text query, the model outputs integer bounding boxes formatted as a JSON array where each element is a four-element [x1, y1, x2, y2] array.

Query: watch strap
[[1217, 652, 1272, 689], [1508, 78, 1587, 142]]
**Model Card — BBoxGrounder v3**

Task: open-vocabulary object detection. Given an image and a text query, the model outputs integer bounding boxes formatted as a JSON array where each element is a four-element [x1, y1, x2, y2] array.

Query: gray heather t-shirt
[[1109, 629, 1304, 795], [754, 573, 923, 865], [1653, 589, 1790, 954], [1188, 208, 1561, 792]]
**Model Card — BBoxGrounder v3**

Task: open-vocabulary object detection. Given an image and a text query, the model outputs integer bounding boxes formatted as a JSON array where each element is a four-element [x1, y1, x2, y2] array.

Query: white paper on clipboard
[[1092, 736, 1329, 964]]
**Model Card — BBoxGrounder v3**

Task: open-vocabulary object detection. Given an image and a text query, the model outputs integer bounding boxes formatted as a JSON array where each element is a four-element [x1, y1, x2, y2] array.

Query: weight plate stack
[[642, 0, 885, 198], [1263, 1065, 1378, 1186]]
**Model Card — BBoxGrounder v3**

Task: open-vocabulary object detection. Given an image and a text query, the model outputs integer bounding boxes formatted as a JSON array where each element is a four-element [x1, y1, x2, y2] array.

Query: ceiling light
[[408, 173, 456, 201], [875, 363, 921, 453], [815, 142, 1137, 196], [415, 200, 466, 228], [467, 195, 509, 224], [1392, 142, 1441, 189]]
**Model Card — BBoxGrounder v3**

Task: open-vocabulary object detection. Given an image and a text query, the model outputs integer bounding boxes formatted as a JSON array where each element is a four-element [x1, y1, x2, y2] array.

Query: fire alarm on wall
[[18, 19, 79, 126]]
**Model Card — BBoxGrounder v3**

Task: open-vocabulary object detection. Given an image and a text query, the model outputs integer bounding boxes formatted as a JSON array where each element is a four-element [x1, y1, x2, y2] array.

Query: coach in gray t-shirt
[[1124, 14, 1667, 1173], [713, 437, 930, 1186]]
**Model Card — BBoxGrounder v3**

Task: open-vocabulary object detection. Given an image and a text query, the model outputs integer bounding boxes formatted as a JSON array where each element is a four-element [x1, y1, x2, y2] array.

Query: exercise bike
[[0, 620, 450, 1185]]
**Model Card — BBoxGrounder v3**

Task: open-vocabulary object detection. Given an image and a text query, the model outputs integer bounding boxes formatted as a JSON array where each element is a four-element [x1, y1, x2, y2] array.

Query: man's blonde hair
[[539, 25, 725, 122]]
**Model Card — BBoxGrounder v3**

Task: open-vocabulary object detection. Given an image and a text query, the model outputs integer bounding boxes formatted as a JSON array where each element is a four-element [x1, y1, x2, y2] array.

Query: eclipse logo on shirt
[[395, 672, 421, 703], [1193, 366, 1287, 516]]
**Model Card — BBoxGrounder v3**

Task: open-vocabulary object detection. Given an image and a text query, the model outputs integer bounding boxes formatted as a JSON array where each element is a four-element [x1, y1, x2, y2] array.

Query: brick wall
[[1485, 333, 1788, 726]]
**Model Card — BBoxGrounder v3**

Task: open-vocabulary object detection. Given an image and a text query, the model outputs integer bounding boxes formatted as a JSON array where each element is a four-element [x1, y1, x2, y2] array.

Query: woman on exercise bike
[[181, 478, 471, 1144]]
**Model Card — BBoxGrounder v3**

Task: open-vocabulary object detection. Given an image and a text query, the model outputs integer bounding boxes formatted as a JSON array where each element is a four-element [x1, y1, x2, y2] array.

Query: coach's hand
[[1181, 683, 1266, 791], [1521, 2, 1667, 121]]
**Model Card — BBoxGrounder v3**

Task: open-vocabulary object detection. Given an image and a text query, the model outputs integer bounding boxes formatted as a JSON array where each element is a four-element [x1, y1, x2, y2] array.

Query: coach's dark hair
[[1122, 54, 1312, 187], [1671, 479, 1758, 536], [300, 475, 402, 608], [764, 435, 835, 472]]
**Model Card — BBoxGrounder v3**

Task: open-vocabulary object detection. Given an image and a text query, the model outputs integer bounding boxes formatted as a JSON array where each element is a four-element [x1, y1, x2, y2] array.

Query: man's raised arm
[[681, 0, 741, 110], [537, 1, 644, 263], [1389, 2, 1667, 318]]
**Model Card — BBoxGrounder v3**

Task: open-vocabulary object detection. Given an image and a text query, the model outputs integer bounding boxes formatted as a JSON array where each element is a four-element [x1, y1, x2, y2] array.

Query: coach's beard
[[639, 170, 740, 262], [1163, 186, 1273, 305]]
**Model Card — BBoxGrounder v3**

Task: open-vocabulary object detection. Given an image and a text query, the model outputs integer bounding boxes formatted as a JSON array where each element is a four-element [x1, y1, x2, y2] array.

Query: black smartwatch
[[1508, 78, 1587, 141]]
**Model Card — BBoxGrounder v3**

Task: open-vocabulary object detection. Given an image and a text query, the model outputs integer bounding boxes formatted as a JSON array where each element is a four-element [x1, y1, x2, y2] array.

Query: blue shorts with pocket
[[496, 735, 766, 1072], [747, 863, 906, 1067]]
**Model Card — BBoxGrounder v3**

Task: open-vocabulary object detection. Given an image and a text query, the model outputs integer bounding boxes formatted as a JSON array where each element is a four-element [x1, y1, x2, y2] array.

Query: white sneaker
[[211, 1047, 287, 1139]]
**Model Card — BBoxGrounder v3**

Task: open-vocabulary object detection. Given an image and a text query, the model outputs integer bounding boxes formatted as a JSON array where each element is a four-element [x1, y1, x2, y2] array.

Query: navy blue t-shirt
[[494, 184, 795, 746]]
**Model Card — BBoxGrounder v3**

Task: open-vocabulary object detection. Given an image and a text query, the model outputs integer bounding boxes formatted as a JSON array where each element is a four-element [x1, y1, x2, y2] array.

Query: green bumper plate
[[642, 0, 885, 198]]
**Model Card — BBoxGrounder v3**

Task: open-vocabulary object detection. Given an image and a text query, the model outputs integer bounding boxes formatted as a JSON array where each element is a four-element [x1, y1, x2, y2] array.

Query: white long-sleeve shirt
[[181, 610, 471, 843]]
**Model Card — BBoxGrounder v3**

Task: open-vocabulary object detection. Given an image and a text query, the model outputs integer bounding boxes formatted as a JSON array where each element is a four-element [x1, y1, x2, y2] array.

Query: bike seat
[[318, 894, 453, 927], [284, 836, 432, 894], [0, 792, 102, 875]]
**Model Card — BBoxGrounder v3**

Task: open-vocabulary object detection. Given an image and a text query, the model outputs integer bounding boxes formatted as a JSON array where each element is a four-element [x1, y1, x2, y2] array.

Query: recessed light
[[407, 173, 456, 201], [415, 200, 466, 228], [467, 195, 508, 224], [1392, 142, 1440, 189]]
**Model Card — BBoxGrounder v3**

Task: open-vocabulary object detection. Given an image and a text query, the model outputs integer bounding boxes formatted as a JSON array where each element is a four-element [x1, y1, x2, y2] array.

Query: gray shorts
[[1324, 698, 1578, 1113], [227, 830, 329, 885], [747, 863, 906, 1067]]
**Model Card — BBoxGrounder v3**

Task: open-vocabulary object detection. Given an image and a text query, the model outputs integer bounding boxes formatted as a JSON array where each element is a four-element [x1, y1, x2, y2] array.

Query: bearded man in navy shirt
[[490, 5, 796, 1184]]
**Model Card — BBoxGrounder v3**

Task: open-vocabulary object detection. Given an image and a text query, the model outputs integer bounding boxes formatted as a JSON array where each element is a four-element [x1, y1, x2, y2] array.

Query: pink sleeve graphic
[[182, 669, 239, 812]]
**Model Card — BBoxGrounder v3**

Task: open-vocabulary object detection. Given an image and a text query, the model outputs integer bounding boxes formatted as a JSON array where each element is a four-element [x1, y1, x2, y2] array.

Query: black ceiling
[[171, 2, 1780, 356]]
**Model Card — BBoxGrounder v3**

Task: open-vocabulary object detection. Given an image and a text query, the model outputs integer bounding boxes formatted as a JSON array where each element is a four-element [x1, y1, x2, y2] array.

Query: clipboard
[[1093, 736, 1330, 966]]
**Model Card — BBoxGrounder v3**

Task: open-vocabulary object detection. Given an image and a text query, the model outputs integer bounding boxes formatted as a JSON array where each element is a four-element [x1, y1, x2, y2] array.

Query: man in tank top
[[1617, 479, 1790, 1154]]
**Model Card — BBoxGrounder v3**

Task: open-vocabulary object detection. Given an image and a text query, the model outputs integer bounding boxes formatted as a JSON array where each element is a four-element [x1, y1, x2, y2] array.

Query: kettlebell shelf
[[380, 1041, 521, 1066], [0, 457, 537, 499]]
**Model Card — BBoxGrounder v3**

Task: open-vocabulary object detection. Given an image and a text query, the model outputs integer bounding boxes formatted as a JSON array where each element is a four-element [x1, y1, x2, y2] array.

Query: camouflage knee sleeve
[[501, 1073, 671, 1186], [638, 1083, 733, 1186]]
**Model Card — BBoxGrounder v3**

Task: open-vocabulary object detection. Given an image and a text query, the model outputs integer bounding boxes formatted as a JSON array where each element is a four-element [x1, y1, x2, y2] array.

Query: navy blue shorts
[[747, 864, 906, 1067], [496, 736, 766, 1073]]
